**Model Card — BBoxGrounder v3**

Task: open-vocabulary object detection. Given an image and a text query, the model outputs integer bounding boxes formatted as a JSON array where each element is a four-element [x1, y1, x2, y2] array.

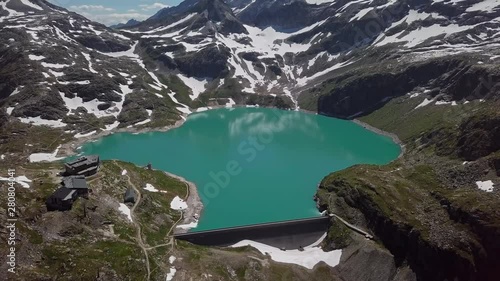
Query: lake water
[[81, 108, 400, 231]]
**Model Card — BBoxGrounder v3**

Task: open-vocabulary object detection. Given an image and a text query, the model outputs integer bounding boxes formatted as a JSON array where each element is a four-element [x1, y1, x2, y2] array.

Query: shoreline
[[55, 106, 402, 236], [56, 116, 204, 233], [162, 171, 204, 234], [352, 119, 406, 158], [58, 105, 318, 158], [58, 118, 187, 157]]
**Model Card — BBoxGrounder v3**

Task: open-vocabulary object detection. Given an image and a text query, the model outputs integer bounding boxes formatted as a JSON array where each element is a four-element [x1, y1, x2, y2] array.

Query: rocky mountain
[[114, 0, 500, 117], [110, 19, 140, 29], [0, 0, 188, 135], [2, 0, 500, 133]]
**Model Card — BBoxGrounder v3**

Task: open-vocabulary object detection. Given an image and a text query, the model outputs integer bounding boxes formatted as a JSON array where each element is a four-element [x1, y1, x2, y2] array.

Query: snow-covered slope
[[2, 0, 500, 131], [0, 0, 191, 134], [119, 0, 500, 110]]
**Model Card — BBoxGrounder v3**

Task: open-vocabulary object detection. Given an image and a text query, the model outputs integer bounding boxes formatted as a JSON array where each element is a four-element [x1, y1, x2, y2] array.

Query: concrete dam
[[174, 216, 331, 250]]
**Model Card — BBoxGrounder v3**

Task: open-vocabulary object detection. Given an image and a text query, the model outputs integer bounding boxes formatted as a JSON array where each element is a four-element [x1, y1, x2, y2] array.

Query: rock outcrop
[[457, 114, 500, 161], [312, 58, 499, 119], [316, 165, 499, 281]]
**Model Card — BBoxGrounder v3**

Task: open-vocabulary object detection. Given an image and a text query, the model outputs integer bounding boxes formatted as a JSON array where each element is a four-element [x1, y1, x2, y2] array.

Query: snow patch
[[167, 92, 189, 111], [19, 116, 66, 128], [415, 98, 435, 109], [53, 26, 76, 44], [375, 23, 475, 48], [166, 267, 176, 281], [105, 121, 120, 131], [29, 54, 45, 61], [225, 98, 236, 108], [10, 87, 21, 96], [20, 0, 43, 10], [74, 130, 97, 138], [98, 41, 138, 58], [176, 106, 192, 114], [87, 25, 102, 36], [307, 51, 328, 69], [476, 180, 495, 192], [41, 62, 70, 69], [435, 100, 458, 106], [140, 13, 197, 34], [176, 221, 198, 230], [49, 70, 64, 77], [134, 119, 151, 126], [409, 92, 421, 98], [177, 74, 209, 100], [297, 59, 355, 86], [29, 145, 64, 163], [230, 233, 342, 269], [59, 86, 128, 118], [170, 196, 187, 210], [169, 256, 176, 264], [466, 0, 500, 12], [82, 53, 98, 74], [350, 8, 373, 22], [144, 183, 158, 192], [118, 203, 133, 222], [196, 107, 211, 112], [0, 1, 24, 17], [144, 183, 167, 193]]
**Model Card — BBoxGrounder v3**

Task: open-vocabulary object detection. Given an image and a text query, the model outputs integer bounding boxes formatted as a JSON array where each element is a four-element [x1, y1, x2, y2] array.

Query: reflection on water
[[81, 108, 400, 231], [228, 110, 321, 138]]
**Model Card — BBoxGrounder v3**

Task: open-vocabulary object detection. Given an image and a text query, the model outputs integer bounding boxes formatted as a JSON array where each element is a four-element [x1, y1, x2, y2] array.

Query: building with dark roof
[[62, 175, 89, 196], [124, 188, 136, 204], [64, 155, 100, 176], [46, 187, 78, 211]]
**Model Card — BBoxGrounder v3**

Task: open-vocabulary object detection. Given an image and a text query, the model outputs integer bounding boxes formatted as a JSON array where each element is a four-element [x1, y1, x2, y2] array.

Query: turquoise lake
[[81, 108, 400, 231]]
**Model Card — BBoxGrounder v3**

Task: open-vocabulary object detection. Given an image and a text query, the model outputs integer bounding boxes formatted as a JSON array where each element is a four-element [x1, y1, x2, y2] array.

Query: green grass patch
[[162, 74, 193, 107], [325, 220, 352, 249], [38, 239, 146, 281]]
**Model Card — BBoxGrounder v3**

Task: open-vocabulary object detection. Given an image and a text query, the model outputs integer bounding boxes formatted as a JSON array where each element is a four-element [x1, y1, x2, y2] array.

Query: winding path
[[115, 161, 151, 281], [113, 161, 192, 280], [329, 213, 374, 239]]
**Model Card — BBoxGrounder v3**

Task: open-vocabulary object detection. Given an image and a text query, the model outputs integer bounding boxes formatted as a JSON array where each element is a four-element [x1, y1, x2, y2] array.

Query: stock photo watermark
[[6, 168, 17, 274], [199, 110, 288, 204], [202, 132, 274, 200]]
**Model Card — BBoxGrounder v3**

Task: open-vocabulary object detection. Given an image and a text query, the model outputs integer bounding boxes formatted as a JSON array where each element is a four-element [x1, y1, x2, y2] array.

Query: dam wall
[[174, 216, 331, 250]]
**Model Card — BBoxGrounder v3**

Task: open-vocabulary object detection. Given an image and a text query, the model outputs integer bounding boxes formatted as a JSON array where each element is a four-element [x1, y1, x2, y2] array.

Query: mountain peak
[[110, 19, 141, 29], [191, 0, 248, 34], [137, 0, 247, 35], [0, 0, 67, 16]]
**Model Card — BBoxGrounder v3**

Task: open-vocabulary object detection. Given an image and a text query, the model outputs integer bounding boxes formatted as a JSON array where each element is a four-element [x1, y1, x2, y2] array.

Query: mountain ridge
[[110, 19, 141, 29], [3, 0, 500, 125]]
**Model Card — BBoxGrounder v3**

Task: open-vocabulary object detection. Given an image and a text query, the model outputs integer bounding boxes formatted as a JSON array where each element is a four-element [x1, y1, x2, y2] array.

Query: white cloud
[[48, 1, 170, 26], [139, 2, 170, 11], [78, 12, 150, 26], [69, 5, 115, 12]]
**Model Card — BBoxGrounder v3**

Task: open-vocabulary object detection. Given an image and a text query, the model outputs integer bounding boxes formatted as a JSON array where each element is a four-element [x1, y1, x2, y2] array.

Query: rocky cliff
[[316, 164, 499, 281], [314, 88, 500, 281], [309, 57, 499, 119]]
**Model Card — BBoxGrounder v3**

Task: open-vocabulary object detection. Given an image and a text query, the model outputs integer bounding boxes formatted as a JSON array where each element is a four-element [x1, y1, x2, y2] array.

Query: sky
[[47, 0, 184, 26]]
